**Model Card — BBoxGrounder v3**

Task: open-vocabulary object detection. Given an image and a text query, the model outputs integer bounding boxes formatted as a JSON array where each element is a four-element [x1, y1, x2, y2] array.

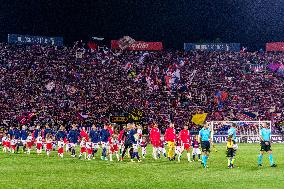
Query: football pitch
[[0, 143, 283, 189]]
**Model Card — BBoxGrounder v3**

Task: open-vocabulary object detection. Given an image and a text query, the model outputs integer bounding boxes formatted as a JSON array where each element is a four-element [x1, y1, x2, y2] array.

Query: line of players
[[1, 122, 276, 168], [1, 123, 202, 163]]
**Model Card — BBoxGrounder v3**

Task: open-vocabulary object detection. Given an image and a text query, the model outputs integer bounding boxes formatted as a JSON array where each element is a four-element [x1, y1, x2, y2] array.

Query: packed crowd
[[0, 43, 283, 134]]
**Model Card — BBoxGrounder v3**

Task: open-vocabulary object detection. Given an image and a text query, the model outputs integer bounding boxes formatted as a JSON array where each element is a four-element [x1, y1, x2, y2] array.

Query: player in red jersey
[[26, 133, 33, 155], [80, 127, 89, 141], [79, 137, 87, 159], [45, 134, 53, 157], [118, 125, 126, 155], [1, 133, 7, 153], [108, 124, 114, 137], [164, 123, 176, 161], [109, 135, 120, 161], [192, 135, 202, 161], [158, 136, 166, 158], [6, 135, 11, 153], [86, 138, 93, 160], [150, 123, 160, 160], [36, 135, 43, 155], [179, 125, 192, 162], [140, 137, 148, 158], [58, 138, 64, 158], [175, 134, 182, 162]]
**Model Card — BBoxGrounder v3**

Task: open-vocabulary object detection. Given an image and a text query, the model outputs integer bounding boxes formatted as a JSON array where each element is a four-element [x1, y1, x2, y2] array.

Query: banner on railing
[[266, 42, 284, 52], [210, 135, 284, 143], [184, 43, 240, 52], [8, 34, 64, 46], [111, 40, 163, 51]]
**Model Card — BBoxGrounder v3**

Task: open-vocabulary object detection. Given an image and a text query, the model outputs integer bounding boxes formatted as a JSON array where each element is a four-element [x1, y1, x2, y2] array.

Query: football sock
[[178, 153, 181, 161], [198, 154, 201, 159], [258, 154, 263, 165], [193, 154, 196, 160], [72, 148, 75, 156], [121, 149, 126, 158], [129, 148, 134, 159], [269, 154, 274, 166], [203, 155, 208, 167], [187, 153, 191, 161], [102, 148, 106, 157], [153, 148, 157, 159]]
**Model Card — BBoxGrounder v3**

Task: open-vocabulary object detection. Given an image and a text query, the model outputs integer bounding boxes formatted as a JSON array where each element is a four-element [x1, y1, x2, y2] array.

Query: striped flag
[[237, 111, 257, 121]]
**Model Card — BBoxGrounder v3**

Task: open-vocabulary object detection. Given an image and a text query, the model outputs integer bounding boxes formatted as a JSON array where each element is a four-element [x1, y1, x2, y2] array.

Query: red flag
[[88, 41, 97, 50]]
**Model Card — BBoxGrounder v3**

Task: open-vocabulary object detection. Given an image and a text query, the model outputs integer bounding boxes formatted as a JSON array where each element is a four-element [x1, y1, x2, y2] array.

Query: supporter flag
[[88, 41, 97, 51], [139, 53, 149, 64], [17, 112, 37, 125], [237, 111, 257, 121], [268, 63, 284, 77], [276, 65, 284, 77], [76, 112, 89, 121], [191, 113, 208, 125], [268, 63, 281, 72], [214, 90, 228, 111]]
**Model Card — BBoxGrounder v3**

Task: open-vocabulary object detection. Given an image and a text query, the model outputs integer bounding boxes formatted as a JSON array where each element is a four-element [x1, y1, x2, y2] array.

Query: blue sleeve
[[67, 131, 72, 140], [55, 132, 59, 140], [89, 130, 93, 139]]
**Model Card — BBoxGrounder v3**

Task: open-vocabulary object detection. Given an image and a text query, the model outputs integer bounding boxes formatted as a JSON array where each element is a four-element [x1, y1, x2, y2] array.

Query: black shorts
[[227, 148, 235, 157], [201, 141, 210, 152], [124, 142, 133, 149], [260, 141, 271, 152]]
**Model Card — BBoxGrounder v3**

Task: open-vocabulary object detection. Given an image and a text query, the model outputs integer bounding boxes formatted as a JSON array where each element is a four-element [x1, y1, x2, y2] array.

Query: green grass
[[0, 144, 283, 189]]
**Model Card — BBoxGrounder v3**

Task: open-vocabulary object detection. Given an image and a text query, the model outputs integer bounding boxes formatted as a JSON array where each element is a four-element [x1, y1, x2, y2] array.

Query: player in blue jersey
[[68, 124, 80, 157], [100, 124, 110, 160], [33, 125, 41, 140], [121, 123, 136, 161], [258, 123, 277, 167], [44, 124, 53, 139], [20, 126, 29, 153], [227, 124, 237, 143], [56, 126, 67, 142], [89, 124, 100, 158], [13, 126, 21, 153], [198, 122, 211, 168]]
